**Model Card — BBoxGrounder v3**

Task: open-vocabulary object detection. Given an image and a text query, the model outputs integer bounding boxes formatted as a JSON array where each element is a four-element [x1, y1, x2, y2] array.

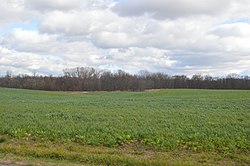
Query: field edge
[[0, 140, 249, 166]]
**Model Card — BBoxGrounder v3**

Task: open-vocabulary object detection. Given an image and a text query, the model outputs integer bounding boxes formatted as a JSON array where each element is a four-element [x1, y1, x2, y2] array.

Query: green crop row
[[0, 88, 249, 154]]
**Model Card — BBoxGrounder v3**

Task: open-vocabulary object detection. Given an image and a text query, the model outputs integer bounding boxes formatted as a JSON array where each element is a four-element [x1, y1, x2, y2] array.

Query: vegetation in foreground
[[0, 88, 249, 165]]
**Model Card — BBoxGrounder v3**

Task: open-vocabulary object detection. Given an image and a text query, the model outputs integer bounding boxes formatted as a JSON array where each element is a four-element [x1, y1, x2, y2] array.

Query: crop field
[[0, 88, 249, 165]]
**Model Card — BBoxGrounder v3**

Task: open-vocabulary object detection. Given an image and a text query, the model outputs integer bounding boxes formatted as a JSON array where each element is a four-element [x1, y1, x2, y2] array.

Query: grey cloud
[[24, 0, 104, 11], [113, 0, 232, 19], [25, 0, 80, 11]]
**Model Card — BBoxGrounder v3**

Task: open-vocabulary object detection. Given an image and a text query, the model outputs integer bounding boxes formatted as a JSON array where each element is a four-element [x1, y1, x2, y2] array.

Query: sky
[[0, 0, 250, 76]]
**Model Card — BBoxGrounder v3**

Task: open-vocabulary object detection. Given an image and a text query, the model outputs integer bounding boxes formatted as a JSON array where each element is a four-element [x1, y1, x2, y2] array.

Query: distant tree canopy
[[0, 67, 250, 91]]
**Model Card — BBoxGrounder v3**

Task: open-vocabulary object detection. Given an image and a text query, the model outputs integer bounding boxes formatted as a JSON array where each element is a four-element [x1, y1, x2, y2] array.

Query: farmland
[[0, 88, 249, 165]]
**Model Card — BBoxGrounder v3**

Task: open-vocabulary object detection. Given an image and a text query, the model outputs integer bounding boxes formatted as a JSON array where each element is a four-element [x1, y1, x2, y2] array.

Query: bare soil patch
[[144, 89, 162, 92], [119, 140, 157, 158], [64, 91, 89, 94], [0, 160, 25, 166]]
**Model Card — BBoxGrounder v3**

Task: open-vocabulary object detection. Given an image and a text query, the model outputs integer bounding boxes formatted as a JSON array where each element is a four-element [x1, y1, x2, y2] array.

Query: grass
[[0, 88, 249, 165]]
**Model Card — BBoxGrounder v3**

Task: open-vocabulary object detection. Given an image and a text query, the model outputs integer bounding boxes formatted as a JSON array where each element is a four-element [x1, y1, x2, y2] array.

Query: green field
[[0, 88, 249, 165]]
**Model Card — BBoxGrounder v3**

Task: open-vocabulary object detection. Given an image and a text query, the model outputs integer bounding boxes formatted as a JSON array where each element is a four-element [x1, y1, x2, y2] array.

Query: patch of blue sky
[[0, 20, 38, 35], [222, 18, 249, 24], [99, 64, 122, 72]]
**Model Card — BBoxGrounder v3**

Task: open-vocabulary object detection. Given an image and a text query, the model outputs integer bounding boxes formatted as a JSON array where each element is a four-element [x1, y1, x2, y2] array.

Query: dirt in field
[[63, 89, 162, 94], [144, 89, 162, 92], [65, 91, 89, 94], [119, 140, 157, 158], [0, 160, 25, 166]]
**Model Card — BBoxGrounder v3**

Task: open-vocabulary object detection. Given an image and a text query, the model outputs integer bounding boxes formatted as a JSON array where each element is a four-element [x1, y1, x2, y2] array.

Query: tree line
[[0, 67, 250, 91]]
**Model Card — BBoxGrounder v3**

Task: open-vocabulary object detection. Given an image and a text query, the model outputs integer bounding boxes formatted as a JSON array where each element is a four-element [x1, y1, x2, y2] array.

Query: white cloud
[[0, 46, 65, 75], [104, 47, 176, 73], [0, 0, 35, 26], [0, 0, 250, 76], [211, 22, 250, 37], [39, 10, 103, 35], [92, 32, 139, 48]]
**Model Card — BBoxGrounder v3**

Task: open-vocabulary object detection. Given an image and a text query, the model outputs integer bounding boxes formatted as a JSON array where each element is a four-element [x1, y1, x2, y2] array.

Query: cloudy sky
[[0, 0, 250, 76]]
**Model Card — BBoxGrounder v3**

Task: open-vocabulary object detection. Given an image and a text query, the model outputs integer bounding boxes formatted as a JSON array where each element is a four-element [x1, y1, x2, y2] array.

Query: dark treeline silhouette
[[0, 67, 250, 91]]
